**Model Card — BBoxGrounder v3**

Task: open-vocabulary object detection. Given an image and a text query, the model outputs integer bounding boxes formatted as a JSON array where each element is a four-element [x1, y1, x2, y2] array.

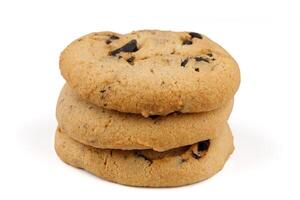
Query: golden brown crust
[[59, 30, 240, 117], [55, 123, 234, 187], [56, 84, 233, 151]]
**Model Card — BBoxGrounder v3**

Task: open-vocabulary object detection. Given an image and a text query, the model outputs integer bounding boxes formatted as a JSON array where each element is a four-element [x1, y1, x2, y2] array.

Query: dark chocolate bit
[[192, 153, 201, 159], [106, 35, 119, 44], [192, 140, 210, 159], [189, 32, 203, 39], [110, 35, 120, 40], [182, 40, 193, 45], [198, 140, 210, 151], [135, 152, 153, 165], [180, 158, 188, 163], [207, 53, 213, 57], [109, 39, 139, 56], [126, 56, 135, 65], [181, 58, 189, 67], [195, 56, 209, 63], [149, 115, 159, 120], [100, 89, 106, 93], [194, 68, 199, 72]]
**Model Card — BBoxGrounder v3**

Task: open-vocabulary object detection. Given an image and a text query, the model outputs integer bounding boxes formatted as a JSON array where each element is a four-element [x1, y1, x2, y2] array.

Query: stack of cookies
[[55, 30, 240, 187]]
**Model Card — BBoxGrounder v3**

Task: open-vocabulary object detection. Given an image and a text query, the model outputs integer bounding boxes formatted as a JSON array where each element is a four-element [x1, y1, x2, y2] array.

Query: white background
[[2, 0, 300, 199]]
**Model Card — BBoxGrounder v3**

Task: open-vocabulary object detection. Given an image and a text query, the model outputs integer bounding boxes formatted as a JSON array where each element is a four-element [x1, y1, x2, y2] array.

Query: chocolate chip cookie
[[59, 30, 240, 117], [56, 84, 233, 151], [55, 123, 234, 187]]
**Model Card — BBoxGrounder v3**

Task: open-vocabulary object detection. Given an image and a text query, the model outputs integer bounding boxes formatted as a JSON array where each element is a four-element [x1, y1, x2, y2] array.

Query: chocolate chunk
[[198, 140, 210, 151], [189, 32, 203, 39], [100, 89, 106, 93], [182, 40, 193, 45], [181, 58, 189, 67], [110, 39, 139, 56], [192, 153, 201, 159], [194, 68, 199, 72], [195, 57, 209, 63], [126, 56, 135, 65], [106, 35, 119, 44], [180, 158, 188, 163], [110, 35, 120, 40], [135, 152, 153, 164], [149, 115, 159, 120], [192, 140, 210, 159], [207, 53, 213, 57]]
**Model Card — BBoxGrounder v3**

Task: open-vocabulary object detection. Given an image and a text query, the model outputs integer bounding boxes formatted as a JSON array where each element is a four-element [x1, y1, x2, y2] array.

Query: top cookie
[[60, 30, 240, 117]]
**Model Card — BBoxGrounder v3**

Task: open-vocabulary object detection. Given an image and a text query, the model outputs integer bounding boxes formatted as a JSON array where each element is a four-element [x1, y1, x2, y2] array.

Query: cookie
[[55, 123, 234, 187], [56, 84, 233, 151], [59, 30, 240, 117]]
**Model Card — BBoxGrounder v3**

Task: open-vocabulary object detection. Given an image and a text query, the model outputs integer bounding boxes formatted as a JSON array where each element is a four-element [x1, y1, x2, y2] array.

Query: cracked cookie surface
[[55, 123, 234, 187], [56, 84, 233, 151], [59, 30, 240, 117]]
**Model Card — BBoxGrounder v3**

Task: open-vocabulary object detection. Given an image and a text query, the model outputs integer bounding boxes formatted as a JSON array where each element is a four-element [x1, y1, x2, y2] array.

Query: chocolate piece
[[149, 115, 159, 120], [198, 140, 210, 151], [135, 152, 153, 165], [207, 53, 213, 57], [126, 56, 135, 65], [192, 140, 210, 159], [195, 68, 199, 72], [106, 35, 119, 45], [110, 35, 120, 40], [192, 153, 201, 159], [195, 57, 209, 63], [100, 89, 106, 93], [181, 58, 189, 67], [180, 158, 188, 163], [182, 40, 193, 45], [189, 32, 203, 39], [110, 39, 139, 56]]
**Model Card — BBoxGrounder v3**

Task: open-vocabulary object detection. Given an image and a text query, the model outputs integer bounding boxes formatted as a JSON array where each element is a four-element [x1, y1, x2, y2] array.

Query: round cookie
[[56, 84, 234, 151], [55, 123, 234, 187], [59, 30, 240, 117]]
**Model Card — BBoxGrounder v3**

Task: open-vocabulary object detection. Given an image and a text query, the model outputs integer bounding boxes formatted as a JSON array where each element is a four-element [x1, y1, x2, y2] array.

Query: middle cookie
[[56, 84, 233, 152]]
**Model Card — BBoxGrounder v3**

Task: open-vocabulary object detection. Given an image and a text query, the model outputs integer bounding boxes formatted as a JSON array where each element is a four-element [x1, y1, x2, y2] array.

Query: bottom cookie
[[55, 123, 234, 187]]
